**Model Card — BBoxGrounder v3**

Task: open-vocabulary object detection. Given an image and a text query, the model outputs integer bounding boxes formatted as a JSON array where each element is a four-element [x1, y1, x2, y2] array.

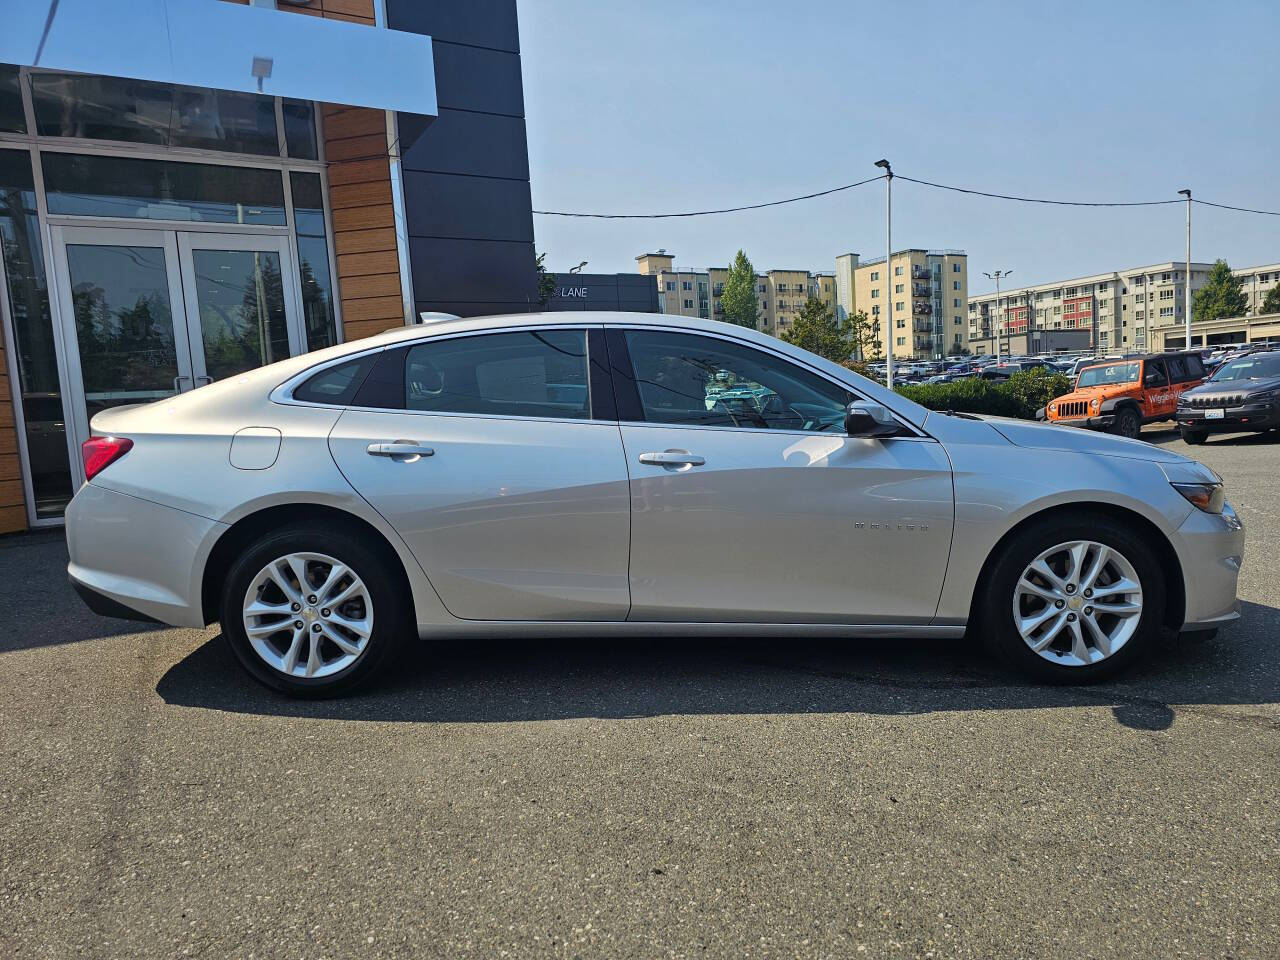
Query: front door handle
[[367, 441, 435, 462], [638, 450, 705, 469]]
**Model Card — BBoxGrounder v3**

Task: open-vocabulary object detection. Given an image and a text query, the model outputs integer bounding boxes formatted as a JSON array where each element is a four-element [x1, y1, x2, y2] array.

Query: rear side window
[[1167, 355, 1190, 382], [293, 354, 376, 405], [1184, 355, 1205, 379], [403, 330, 590, 419]]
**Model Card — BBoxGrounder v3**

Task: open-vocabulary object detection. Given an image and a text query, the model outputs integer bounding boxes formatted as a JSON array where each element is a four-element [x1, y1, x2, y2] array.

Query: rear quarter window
[[293, 354, 377, 405]]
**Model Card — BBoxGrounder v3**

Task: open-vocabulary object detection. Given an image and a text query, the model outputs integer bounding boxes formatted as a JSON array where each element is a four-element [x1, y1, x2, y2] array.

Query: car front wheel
[[220, 521, 410, 697], [1112, 407, 1141, 439], [980, 513, 1165, 683], [1180, 427, 1206, 445]]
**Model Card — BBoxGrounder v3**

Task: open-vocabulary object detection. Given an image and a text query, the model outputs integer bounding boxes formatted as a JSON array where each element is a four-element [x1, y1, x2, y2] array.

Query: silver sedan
[[65, 313, 1244, 696]]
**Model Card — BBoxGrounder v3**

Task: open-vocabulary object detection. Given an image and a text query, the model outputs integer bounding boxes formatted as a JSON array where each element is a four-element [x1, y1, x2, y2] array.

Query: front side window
[[1143, 360, 1169, 386], [404, 330, 590, 419], [622, 330, 852, 432]]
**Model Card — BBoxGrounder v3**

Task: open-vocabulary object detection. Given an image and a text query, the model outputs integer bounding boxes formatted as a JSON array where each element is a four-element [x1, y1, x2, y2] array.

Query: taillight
[[81, 436, 134, 480]]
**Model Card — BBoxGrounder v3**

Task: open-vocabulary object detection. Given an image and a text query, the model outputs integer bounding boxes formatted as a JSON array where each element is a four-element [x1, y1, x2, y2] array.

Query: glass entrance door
[[50, 225, 302, 483]]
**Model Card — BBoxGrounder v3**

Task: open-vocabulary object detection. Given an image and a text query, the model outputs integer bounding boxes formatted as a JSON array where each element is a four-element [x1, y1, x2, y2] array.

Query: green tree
[[1261, 284, 1280, 315], [844, 308, 879, 362], [781, 297, 851, 363], [535, 251, 556, 307], [720, 250, 759, 329], [1192, 259, 1248, 323]]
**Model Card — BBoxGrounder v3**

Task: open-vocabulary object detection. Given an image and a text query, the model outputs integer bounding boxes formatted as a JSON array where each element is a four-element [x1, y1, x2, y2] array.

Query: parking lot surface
[[1, 427, 1277, 959]]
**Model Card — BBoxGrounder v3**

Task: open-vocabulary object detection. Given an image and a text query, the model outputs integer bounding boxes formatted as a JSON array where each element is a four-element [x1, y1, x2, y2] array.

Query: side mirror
[[844, 400, 902, 438]]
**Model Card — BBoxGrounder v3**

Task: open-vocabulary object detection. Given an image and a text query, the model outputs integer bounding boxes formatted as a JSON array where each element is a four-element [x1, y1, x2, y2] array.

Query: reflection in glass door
[[178, 234, 299, 383], [50, 227, 194, 452]]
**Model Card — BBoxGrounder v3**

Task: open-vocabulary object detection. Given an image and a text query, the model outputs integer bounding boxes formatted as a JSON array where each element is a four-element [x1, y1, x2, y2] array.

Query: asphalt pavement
[[1, 425, 1277, 959]]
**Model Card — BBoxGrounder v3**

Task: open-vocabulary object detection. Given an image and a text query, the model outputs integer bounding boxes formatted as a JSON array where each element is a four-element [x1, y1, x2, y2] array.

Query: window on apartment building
[[1136, 310, 1145, 320], [871, 305, 879, 316], [1054, 305, 1061, 315], [894, 266, 903, 276], [1098, 283, 1108, 292], [1161, 273, 1171, 282], [682, 281, 692, 291], [1261, 274, 1271, 282], [1065, 287, 1077, 296], [1159, 307, 1174, 317], [870, 271, 879, 281], [954, 316, 962, 325], [952, 263, 961, 273], [894, 283, 903, 294], [896, 337, 905, 346], [895, 301, 904, 311], [953, 280, 961, 291], [665, 281, 675, 291], [758, 283, 766, 293], [1159, 289, 1174, 300], [896, 318, 905, 328], [1135, 293, 1145, 303], [761, 301, 768, 310], [1132, 276, 1144, 285], [952, 298, 960, 308], [683, 299, 693, 309], [871, 289, 879, 298]]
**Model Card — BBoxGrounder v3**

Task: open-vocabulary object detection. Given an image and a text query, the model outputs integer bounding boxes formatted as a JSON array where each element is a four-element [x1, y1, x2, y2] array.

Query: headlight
[[1090, 398, 1100, 411], [1049, 403, 1057, 414], [1250, 390, 1277, 404], [1171, 481, 1225, 514]]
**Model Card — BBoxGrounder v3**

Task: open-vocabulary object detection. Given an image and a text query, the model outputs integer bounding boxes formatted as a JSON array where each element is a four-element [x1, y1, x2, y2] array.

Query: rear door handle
[[367, 441, 435, 461], [638, 450, 705, 468]]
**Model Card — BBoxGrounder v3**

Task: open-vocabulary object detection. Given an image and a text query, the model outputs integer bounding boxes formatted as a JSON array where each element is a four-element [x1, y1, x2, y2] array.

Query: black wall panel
[[388, 0, 536, 316]]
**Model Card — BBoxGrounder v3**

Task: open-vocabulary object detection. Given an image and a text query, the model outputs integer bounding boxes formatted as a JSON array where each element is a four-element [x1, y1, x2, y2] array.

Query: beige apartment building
[[835, 249, 969, 360], [967, 260, 1280, 355], [637, 253, 838, 338]]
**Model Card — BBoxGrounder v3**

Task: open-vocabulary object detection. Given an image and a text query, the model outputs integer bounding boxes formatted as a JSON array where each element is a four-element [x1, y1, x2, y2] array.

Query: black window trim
[[275, 325, 614, 424], [604, 324, 930, 440]]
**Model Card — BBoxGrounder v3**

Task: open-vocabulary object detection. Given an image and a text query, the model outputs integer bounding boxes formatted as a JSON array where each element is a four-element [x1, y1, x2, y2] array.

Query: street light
[[983, 269, 1012, 359], [874, 159, 893, 387], [569, 261, 588, 274], [1178, 189, 1192, 350]]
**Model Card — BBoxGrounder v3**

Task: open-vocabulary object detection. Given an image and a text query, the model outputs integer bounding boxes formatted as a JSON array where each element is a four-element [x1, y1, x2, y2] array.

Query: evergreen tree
[[781, 297, 851, 363], [720, 250, 759, 329], [1192, 259, 1248, 323]]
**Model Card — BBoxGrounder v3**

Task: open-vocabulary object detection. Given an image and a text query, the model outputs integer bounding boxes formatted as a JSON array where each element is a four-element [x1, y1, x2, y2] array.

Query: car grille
[[1056, 400, 1089, 418], [1182, 394, 1244, 408]]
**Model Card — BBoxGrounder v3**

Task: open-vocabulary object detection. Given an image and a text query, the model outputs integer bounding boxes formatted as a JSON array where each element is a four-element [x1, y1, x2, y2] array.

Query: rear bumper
[[1176, 402, 1280, 433], [1174, 501, 1246, 630], [66, 482, 225, 628]]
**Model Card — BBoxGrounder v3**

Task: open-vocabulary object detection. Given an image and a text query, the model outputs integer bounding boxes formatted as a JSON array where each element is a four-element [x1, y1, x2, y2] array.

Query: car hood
[[981, 416, 1191, 463], [1184, 375, 1280, 398]]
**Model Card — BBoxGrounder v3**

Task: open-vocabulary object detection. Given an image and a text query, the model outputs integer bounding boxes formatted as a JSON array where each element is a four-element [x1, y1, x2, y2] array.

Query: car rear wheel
[[220, 522, 410, 697], [1113, 407, 1141, 439], [1180, 427, 1206, 445], [979, 514, 1165, 683]]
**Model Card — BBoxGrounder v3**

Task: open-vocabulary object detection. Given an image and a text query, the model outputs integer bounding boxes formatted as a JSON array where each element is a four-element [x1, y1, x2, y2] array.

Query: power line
[[894, 175, 1181, 208], [530, 175, 886, 218], [1192, 198, 1280, 217]]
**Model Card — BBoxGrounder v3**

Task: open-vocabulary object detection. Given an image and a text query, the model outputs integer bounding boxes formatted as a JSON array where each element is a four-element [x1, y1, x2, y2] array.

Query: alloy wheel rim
[[242, 552, 373, 679], [1012, 540, 1143, 667]]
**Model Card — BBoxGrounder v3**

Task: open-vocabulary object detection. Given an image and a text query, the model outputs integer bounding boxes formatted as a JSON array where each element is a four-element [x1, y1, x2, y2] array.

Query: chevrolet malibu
[[65, 313, 1244, 697]]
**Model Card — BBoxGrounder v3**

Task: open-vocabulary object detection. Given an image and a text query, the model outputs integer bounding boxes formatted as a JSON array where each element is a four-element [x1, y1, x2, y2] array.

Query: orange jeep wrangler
[[1035, 351, 1208, 438]]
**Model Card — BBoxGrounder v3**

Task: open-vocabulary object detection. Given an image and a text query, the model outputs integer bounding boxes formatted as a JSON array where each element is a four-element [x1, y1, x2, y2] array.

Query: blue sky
[[519, 0, 1279, 294]]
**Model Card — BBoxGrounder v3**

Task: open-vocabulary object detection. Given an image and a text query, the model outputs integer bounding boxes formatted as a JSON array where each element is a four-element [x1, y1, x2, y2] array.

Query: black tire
[[979, 512, 1166, 684], [220, 520, 411, 697], [1179, 427, 1207, 445], [1112, 407, 1141, 439]]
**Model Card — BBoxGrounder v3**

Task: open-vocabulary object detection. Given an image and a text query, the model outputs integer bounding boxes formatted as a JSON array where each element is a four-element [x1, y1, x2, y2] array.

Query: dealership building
[[0, 0, 537, 533]]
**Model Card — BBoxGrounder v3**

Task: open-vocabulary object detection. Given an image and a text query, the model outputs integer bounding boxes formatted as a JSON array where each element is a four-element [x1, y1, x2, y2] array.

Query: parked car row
[[1038, 348, 1280, 444]]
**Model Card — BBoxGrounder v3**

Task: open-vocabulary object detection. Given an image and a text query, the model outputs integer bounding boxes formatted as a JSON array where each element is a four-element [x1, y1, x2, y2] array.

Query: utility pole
[[1178, 189, 1192, 350], [875, 159, 893, 388], [983, 269, 1011, 360]]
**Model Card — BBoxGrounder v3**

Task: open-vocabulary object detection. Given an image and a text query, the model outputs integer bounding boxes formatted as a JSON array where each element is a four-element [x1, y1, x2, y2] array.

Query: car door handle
[[638, 450, 705, 468], [367, 441, 435, 460]]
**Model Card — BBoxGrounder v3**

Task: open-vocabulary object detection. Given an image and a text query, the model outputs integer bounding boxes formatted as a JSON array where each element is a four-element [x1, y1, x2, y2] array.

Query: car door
[[327, 327, 632, 621], [1141, 357, 1174, 417], [607, 327, 954, 624]]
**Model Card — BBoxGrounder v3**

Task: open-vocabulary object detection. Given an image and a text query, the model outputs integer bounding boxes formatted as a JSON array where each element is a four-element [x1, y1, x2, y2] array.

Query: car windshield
[[1076, 362, 1140, 387], [1210, 354, 1280, 381]]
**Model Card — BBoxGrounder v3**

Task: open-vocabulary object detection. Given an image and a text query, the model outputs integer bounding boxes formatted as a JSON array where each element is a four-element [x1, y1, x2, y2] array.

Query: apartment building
[[637, 253, 837, 338], [835, 249, 969, 360], [967, 260, 1280, 355]]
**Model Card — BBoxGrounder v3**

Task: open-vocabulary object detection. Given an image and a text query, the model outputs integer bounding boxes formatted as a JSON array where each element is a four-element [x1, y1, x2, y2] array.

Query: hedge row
[[896, 369, 1074, 420]]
